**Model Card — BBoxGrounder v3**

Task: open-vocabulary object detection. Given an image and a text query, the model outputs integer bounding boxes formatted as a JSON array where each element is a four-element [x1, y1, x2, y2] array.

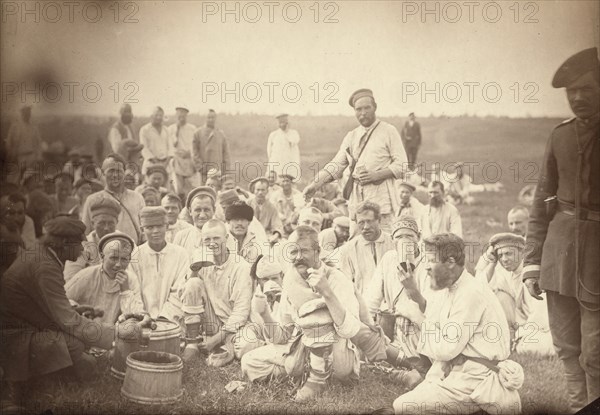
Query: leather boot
[[1, 382, 27, 415], [295, 345, 333, 402], [404, 354, 432, 376], [390, 368, 423, 390], [562, 357, 588, 413]]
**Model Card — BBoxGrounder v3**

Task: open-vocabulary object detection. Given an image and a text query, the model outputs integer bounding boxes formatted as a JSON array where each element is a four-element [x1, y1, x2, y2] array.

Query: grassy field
[[1, 114, 571, 414]]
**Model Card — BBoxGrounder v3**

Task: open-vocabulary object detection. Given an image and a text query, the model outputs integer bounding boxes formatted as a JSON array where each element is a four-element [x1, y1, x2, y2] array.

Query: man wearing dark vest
[[108, 104, 136, 153], [523, 47, 600, 413]]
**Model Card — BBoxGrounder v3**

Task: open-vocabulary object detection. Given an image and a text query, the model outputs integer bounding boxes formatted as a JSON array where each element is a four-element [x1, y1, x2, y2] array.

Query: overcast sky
[[1, 0, 598, 118]]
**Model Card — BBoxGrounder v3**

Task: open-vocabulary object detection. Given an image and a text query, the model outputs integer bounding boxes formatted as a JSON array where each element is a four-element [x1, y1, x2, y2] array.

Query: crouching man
[[242, 226, 389, 402], [387, 233, 523, 415], [0, 217, 149, 406], [180, 219, 259, 366]]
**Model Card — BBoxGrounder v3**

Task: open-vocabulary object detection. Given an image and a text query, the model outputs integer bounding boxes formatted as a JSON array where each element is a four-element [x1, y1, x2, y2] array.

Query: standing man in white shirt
[[139, 106, 172, 176], [422, 181, 463, 238], [168, 106, 198, 200], [303, 89, 407, 233], [5, 105, 43, 184], [267, 114, 301, 179]]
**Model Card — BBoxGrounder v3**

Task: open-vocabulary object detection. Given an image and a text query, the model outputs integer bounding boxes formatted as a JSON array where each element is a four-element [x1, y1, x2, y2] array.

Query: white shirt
[[167, 122, 196, 154], [267, 128, 301, 176], [127, 242, 189, 321], [422, 202, 463, 238], [139, 122, 172, 172]]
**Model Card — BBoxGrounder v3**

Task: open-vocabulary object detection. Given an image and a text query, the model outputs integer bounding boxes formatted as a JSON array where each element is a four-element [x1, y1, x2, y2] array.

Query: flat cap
[[175, 106, 190, 113], [256, 256, 283, 279], [139, 206, 167, 227], [74, 178, 93, 190], [262, 280, 282, 295], [68, 147, 82, 156], [90, 195, 121, 219], [206, 168, 221, 179], [348, 88, 374, 107], [489, 232, 525, 251], [98, 231, 135, 253], [298, 207, 323, 224], [552, 47, 599, 88], [249, 176, 270, 193], [391, 216, 420, 237], [332, 216, 350, 228], [276, 113, 288, 119], [279, 172, 297, 182], [140, 186, 160, 199], [225, 200, 254, 222], [219, 189, 240, 205], [45, 216, 86, 239], [398, 182, 416, 192], [119, 103, 133, 114], [186, 186, 217, 210], [161, 192, 182, 206], [146, 164, 168, 180]]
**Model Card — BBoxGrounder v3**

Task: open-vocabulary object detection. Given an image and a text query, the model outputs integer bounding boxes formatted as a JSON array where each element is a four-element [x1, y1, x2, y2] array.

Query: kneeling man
[[390, 233, 522, 415]]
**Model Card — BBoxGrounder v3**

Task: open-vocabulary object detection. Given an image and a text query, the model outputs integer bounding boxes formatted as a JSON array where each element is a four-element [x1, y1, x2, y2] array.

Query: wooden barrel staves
[[112, 319, 182, 379], [146, 319, 181, 355], [121, 351, 183, 405]]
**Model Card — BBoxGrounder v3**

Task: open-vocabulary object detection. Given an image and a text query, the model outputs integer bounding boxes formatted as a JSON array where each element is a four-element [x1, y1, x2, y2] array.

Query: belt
[[558, 202, 600, 222], [445, 354, 500, 377]]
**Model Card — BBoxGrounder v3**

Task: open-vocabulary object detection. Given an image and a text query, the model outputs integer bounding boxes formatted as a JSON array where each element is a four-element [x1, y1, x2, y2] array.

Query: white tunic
[[127, 242, 189, 321], [267, 128, 301, 177]]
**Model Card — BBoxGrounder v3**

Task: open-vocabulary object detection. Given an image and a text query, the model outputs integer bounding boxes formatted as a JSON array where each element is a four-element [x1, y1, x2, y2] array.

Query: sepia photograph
[[0, 1, 598, 414]]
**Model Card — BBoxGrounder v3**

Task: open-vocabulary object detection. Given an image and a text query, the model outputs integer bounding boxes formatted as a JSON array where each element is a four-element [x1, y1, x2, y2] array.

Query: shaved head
[[202, 218, 227, 236]]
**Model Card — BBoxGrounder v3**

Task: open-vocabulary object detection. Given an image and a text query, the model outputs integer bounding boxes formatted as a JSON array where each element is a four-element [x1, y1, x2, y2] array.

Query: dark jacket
[[401, 121, 421, 147], [0, 247, 114, 380], [524, 116, 600, 304]]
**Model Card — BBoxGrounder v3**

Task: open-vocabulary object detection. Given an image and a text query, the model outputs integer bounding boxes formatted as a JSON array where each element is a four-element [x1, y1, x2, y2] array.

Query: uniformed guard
[[523, 47, 600, 413]]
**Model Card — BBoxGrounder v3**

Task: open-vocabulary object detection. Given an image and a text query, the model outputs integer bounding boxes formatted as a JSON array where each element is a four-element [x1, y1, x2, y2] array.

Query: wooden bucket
[[121, 351, 183, 405], [112, 319, 182, 379], [146, 319, 181, 355]]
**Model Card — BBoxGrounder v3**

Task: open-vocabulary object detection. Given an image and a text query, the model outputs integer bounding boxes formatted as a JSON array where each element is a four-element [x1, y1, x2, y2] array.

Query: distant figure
[[422, 181, 462, 238], [168, 106, 199, 200], [117, 139, 145, 186], [139, 106, 171, 176], [267, 114, 301, 178], [401, 112, 421, 170], [108, 104, 136, 153], [507, 206, 529, 237], [193, 109, 231, 185], [50, 172, 78, 215], [5, 105, 43, 183]]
